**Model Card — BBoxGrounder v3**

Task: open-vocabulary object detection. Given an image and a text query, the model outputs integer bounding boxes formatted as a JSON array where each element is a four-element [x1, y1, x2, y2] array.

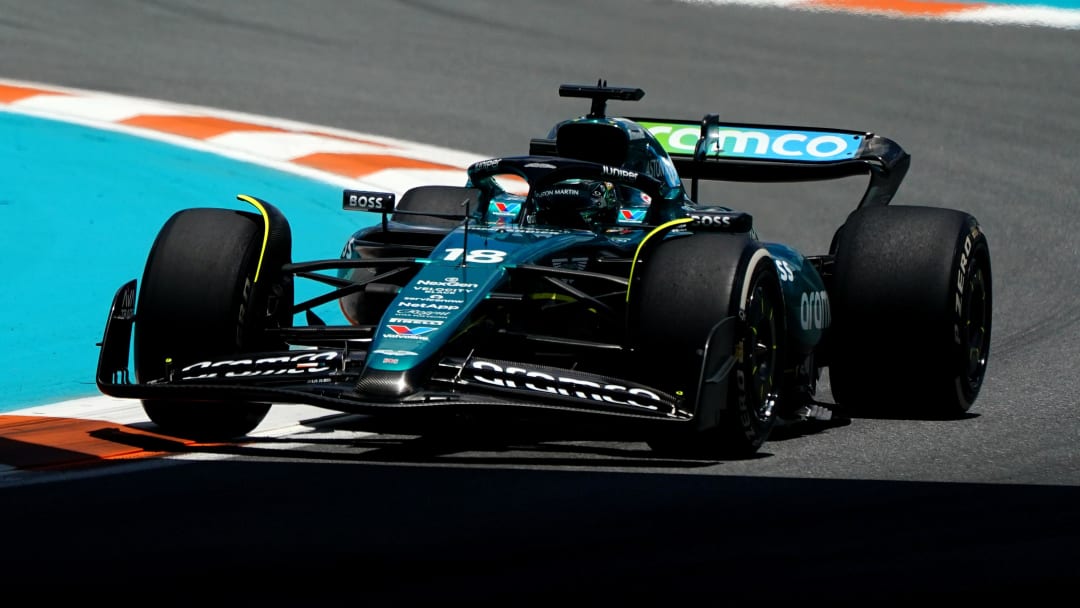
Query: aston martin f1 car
[[96, 82, 992, 458]]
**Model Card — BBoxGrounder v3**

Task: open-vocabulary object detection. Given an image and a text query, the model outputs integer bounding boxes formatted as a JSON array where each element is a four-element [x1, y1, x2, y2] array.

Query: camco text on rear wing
[[637, 116, 910, 208]]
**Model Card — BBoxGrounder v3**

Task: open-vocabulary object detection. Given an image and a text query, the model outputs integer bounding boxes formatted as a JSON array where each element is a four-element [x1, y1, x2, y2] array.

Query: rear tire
[[134, 208, 293, 439], [636, 233, 785, 459], [829, 205, 992, 417], [392, 185, 478, 228]]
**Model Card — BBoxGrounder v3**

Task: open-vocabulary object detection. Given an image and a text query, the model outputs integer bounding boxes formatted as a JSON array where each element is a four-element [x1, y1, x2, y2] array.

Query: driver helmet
[[531, 180, 618, 228]]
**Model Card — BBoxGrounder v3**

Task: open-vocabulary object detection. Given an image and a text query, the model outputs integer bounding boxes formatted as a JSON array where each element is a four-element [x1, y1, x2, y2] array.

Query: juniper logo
[[602, 166, 638, 180]]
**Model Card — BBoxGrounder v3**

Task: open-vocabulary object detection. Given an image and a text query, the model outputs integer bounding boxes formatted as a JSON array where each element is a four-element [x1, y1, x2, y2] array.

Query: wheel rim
[[960, 257, 991, 394], [742, 275, 780, 423]]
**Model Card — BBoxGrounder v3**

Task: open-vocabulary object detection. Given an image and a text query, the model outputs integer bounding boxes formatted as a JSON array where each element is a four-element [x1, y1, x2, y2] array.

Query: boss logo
[[689, 213, 731, 226], [688, 210, 752, 232], [342, 190, 395, 212]]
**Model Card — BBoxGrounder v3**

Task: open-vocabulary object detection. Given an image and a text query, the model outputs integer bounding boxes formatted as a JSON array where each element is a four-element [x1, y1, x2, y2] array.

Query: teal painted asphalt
[[0, 112, 376, 412], [988, 0, 1080, 6], [952, 0, 1080, 5]]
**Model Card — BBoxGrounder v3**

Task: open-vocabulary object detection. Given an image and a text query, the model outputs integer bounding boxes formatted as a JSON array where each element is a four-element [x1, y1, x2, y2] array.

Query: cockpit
[[538, 118, 686, 201]]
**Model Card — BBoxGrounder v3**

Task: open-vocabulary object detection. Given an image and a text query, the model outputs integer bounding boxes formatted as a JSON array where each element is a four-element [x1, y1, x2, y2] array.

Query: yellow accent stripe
[[626, 218, 693, 302], [236, 194, 270, 283], [529, 292, 577, 303]]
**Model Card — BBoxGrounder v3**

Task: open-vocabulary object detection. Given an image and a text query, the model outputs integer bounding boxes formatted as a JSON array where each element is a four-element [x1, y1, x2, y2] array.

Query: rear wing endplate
[[634, 115, 910, 208]]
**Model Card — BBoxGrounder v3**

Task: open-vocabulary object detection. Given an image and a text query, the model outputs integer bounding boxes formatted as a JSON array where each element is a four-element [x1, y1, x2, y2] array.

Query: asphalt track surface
[[1, 0, 1078, 602]]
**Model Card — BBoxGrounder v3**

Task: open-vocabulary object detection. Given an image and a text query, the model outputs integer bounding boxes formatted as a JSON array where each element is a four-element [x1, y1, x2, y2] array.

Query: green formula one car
[[96, 81, 992, 458]]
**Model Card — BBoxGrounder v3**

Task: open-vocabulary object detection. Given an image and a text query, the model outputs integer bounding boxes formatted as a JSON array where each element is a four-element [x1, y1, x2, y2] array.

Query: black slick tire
[[829, 205, 992, 417], [636, 233, 785, 459], [392, 185, 477, 228], [134, 208, 292, 439]]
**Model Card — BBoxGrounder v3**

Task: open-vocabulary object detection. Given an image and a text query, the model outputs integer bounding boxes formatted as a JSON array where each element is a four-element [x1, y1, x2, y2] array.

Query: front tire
[[829, 205, 992, 417], [134, 208, 292, 439], [636, 233, 785, 459]]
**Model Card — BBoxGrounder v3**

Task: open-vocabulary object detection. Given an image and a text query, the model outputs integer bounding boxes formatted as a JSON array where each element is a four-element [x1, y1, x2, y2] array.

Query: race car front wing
[[95, 280, 726, 426]]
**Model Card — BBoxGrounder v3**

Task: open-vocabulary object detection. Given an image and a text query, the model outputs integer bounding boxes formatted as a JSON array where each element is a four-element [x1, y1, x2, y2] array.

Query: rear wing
[[633, 116, 910, 208]]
